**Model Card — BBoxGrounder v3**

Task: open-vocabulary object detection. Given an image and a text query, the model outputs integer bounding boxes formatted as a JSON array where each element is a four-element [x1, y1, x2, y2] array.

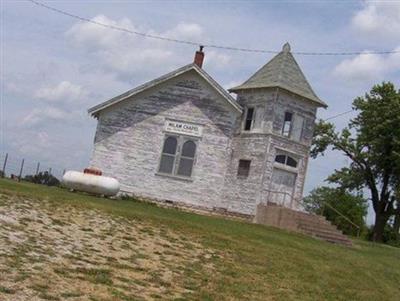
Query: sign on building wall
[[164, 120, 203, 137]]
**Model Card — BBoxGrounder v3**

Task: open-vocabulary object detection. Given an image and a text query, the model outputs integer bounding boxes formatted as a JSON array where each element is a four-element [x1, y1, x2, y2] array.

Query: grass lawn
[[0, 178, 399, 301]]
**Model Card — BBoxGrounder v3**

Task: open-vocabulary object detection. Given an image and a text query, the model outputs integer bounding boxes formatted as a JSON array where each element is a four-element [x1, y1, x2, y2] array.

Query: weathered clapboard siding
[[221, 88, 317, 214], [89, 46, 325, 216], [90, 70, 240, 209]]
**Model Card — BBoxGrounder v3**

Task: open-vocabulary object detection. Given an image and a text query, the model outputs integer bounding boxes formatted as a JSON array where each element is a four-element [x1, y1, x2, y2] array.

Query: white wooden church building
[[88, 43, 327, 216]]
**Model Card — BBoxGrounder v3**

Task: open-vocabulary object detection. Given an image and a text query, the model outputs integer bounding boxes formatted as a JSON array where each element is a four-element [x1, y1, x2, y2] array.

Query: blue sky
[[1, 0, 400, 222]]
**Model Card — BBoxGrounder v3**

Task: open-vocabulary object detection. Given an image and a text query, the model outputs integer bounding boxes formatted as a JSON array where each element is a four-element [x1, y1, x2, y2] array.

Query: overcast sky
[[1, 0, 400, 221]]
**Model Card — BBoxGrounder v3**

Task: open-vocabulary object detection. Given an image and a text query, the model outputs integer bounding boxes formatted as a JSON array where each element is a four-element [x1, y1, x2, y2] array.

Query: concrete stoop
[[255, 203, 352, 247]]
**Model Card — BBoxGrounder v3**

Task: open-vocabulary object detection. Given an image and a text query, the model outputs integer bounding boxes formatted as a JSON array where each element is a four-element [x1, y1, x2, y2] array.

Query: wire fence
[[0, 153, 67, 181]]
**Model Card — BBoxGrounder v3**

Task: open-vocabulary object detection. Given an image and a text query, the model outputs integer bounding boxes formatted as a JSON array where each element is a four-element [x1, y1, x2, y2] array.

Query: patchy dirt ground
[[0, 193, 218, 300]]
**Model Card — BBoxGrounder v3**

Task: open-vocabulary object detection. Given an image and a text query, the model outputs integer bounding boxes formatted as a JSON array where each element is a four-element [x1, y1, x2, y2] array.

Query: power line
[[28, 0, 400, 56], [324, 109, 354, 121]]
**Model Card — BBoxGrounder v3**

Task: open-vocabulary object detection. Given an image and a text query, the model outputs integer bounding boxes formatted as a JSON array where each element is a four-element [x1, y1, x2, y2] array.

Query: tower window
[[237, 160, 251, 177], [282, 112, 293, 137], [275, 154, 298, 168], [244, 107, 255, 131]]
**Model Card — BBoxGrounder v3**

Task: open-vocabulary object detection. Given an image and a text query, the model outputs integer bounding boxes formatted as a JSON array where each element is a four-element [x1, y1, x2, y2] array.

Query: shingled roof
[[229, 43, 327, 108], [88, 63, 242, 116]]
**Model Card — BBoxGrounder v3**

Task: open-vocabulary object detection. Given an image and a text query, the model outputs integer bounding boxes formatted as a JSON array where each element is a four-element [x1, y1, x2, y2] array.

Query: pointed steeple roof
[[230, 43, 327, 107]]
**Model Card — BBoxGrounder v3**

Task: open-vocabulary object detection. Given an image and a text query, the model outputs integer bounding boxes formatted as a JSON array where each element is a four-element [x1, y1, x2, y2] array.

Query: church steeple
[[229, 43, 327, 108]]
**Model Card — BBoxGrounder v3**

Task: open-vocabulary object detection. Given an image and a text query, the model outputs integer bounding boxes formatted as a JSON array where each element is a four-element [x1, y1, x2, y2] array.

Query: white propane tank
[[62, 170, 120, 196]]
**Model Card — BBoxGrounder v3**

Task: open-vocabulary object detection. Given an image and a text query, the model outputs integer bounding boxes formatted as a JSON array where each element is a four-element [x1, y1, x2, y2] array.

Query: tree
[[303, 187, 368, 236], [311, 82, 400, 242], [24, 171, 60, 186]]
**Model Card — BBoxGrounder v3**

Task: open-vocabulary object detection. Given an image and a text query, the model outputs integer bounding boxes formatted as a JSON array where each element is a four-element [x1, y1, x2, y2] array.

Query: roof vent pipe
[[194, 45, 205, 68]]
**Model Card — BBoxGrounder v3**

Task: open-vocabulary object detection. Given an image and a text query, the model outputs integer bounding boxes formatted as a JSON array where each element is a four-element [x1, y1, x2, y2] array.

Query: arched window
[[158, 137, 197, 177], [177, 140, 196, 177], [286, 156, 297, 168], [275, 154, 298, 168], [159, 136, 178, 174]]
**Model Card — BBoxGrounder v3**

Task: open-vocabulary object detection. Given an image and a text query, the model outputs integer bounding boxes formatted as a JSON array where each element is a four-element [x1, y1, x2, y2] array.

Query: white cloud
[[21, 107, 71, 126], [66, 15, 136, 49], [204, 50, 231, 68], [333, 46, 400, 81], [34, 81, 85, 103], [352, 1, 400, 39], [65, 15, 230, 79], [163, 22, 203, 41]]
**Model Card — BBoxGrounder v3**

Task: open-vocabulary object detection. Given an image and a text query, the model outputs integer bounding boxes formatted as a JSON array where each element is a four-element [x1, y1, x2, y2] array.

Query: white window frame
[[274, 152, 299, 169], [157, 134, 198, 179]]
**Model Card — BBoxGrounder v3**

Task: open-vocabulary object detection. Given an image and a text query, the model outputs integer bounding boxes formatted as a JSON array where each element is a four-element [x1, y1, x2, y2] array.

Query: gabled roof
[[88, 63, 242, 116], [229, 43, 327, 108]]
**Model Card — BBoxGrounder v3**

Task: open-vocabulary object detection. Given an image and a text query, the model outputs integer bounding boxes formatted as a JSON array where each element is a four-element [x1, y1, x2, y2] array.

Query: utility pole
[[18, 158, 25, 180], [1, 153, 8, 178], [36, 162, 40, 176]]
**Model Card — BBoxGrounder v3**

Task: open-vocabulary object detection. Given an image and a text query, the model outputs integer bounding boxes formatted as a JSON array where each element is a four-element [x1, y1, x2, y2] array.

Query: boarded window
[[275, 154, 298, 168], [237, 160, 251, 177], [159, 136, 197, 178], [292, 115, 304, 142], [244, 108, 255, 131], [282, 112, 293, 137]]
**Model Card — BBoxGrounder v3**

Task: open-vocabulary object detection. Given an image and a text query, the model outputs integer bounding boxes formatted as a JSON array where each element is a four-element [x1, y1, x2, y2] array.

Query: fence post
[[62, 169, 66, 175], [36, 162, 40, 176], [1, 153, 8, 178], [18, 159, 25, 180]]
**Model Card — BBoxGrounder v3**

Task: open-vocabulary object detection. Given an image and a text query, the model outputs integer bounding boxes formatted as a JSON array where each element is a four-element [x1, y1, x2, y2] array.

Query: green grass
[[1, 179, 399, 301]]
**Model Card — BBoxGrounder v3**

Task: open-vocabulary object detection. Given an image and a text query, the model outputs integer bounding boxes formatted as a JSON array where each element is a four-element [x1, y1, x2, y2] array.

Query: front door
[[270, 168, 297, 207]]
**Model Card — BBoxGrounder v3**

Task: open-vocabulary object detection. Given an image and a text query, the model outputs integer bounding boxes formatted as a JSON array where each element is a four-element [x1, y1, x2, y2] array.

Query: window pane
[[159, 155, 175, 174], [237, 160, 251, 177], [244, 120, 252, 131], [162, 137, 177, 155], [246, 108, 254, 120], [275, 155, 286, 164], [284, 112, 293, 122], [282, 112, 293, 137], [244, 108, 254, 131], [181, 140, 196, 158], [177, 158, 194, 177], [286, 156, 297, 168]]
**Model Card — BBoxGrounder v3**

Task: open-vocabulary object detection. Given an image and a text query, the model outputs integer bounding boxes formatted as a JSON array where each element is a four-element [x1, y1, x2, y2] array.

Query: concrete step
[[303, 231, 353, 246], [295, 211, 327, 222], [298, 223, 345, 236], [299, 228, 352, 246], [256, 204, 353, 246], [297, 218, 337, 231]]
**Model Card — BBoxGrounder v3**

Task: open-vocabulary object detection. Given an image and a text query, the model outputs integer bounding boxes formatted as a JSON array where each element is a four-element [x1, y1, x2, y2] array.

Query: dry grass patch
[[0, 194, 217, 300]]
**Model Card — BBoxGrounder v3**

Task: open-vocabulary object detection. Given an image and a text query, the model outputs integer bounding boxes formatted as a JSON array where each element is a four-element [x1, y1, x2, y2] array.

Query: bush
[[303, 187, 368, 236], [24, 171, 60, 186], [366, 225, 400, 247]]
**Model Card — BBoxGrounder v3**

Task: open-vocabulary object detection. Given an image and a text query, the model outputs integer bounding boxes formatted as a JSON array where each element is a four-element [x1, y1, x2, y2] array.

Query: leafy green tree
[[24, 171, 60, 186], [311, 82, 400, 242], [303, 187, 368, 236]]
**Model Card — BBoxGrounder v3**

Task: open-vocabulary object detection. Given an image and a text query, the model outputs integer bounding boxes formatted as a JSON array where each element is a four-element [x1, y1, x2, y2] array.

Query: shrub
[[24, 171, 60, 186]]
